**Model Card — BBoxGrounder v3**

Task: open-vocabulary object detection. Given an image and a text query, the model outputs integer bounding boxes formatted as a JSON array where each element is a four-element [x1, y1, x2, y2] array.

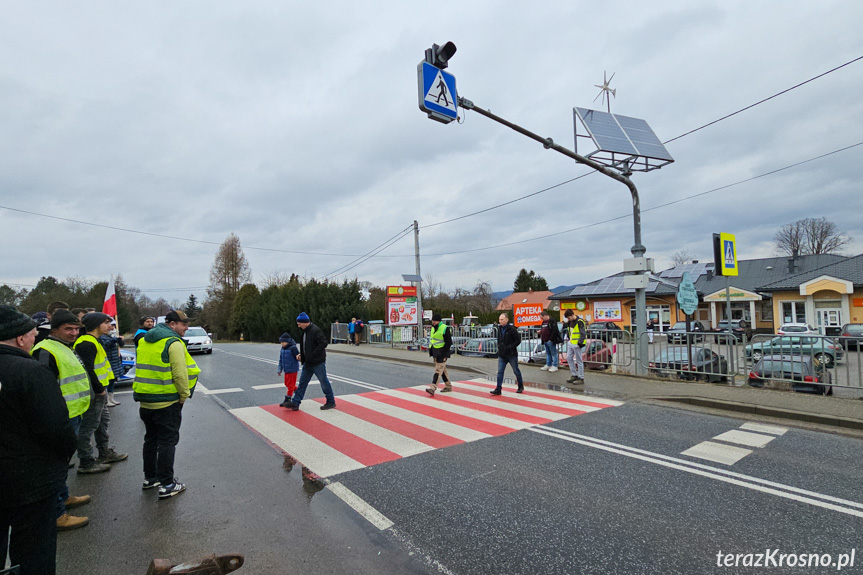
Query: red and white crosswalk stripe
[[230, 378, 621, 478]]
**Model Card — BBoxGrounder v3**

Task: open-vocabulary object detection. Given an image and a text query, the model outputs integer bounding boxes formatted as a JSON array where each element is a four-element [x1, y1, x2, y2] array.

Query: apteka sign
[[513, 304, 543, 327]]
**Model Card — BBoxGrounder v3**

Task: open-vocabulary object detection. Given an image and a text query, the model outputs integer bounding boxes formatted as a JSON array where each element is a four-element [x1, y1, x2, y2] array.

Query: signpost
[[713, 233, 739, 378], [676, 271, 699, 364], [417, 62, 458, 124]]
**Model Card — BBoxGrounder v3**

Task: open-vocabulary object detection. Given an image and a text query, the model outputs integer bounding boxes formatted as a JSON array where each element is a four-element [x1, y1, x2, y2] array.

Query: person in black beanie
[[0, 305, 77, 575]]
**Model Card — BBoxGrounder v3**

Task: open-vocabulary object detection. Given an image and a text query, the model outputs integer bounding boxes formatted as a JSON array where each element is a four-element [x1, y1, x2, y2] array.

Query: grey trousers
[[77, 392, 109, 461], [567, 343, 584, 379]]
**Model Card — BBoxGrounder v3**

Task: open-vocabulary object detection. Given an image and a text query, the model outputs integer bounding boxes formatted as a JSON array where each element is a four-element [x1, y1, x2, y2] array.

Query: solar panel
[[574, 107, 673, 162]]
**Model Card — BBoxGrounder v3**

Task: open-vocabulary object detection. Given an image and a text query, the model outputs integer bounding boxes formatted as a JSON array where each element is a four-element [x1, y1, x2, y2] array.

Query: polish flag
[[102, 275, 117, 317]]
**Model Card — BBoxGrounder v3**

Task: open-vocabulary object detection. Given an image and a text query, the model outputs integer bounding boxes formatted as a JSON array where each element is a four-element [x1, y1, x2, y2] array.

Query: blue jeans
[[292, 362, 336, 406], [57, 415, 81, 518], [496, 356, 523, 389], [544, 341, 559, 367]]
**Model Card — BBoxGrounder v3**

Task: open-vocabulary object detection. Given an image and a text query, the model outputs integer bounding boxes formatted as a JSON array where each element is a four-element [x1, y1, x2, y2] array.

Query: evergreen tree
[[513, 269, 549, 292]]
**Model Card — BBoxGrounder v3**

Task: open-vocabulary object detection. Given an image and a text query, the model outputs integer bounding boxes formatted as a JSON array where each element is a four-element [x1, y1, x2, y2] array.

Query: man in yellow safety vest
[[133, 310, 200, 499], [425, 313, 453, 396], [74, 313, 128, 473], [563, 309, 586, 383]]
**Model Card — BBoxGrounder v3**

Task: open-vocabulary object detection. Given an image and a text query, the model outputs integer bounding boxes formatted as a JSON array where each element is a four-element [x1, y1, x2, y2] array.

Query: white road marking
[[713, 429, 777, 448], [532, 426, 863, 518], [299, 407, 433, 458], [681, 441, 753, 465], [451, 381, 617, 412], [339, 394, 492, 442], [740, 422, 788, 435], [231, 406, 364, 477], [253, 383, 295, 390], [327, 482, 394, 531], [200, 387, 244, 395]]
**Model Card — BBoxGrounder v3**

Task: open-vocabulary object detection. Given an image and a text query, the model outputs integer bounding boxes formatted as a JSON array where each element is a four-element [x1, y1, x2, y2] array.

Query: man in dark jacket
[[425, 313, 453, 396], [490, 313, 524, 395], [288, 312, 336, 411], [134, 316, 155, 347], [539, 311, 562, 373], [0, 305, 77, 575]]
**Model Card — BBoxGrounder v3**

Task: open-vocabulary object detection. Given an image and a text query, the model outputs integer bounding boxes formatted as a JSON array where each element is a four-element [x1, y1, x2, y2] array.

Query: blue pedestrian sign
[[418, 62, 458, 124]]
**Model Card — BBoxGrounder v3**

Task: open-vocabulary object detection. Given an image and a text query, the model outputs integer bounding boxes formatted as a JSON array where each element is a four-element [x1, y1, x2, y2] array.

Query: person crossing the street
[[425, 313, 453, 396], [287, 312, 336, 411], [133, 310, 200, 499], [490, 313, 524, 395]]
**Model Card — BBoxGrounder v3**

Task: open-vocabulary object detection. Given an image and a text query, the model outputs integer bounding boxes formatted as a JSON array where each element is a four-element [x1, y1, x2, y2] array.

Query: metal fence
[[634, 331, 863, 398]]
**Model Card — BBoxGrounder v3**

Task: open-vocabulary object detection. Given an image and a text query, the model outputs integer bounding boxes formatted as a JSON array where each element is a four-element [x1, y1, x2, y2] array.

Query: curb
[[328, 346, 487, 375], [651, 396, 863, 431]]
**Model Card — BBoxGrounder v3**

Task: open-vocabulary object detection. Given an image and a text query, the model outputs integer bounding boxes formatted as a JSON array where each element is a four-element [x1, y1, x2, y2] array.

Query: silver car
[[183, 326, 213, 354]]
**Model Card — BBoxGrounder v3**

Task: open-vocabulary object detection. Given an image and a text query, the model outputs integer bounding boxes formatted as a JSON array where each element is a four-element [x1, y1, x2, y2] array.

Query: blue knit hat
[[279, 332, 293, 342], [296, 312, 310, 323]]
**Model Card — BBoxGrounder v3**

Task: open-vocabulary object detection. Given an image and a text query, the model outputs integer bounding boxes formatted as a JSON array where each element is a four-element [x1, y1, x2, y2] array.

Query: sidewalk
[[330, 343, 863, 433]]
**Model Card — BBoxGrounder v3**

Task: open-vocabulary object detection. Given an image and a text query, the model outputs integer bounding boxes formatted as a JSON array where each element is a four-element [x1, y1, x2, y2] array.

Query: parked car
[[517, 339, 542, 363], [747, 354, 832, 395], [777, 323, 817, 335], [744, 336, 844, 368], [458, 337, 498, 358], [711, 319, 752, 344], [837, 323, 863, 350], [183, 326, 213, 354], [586, 322, 627, 342], [648, 345, 728, 383], [666, 321, 706, 344], [120, 348, 135, 374]]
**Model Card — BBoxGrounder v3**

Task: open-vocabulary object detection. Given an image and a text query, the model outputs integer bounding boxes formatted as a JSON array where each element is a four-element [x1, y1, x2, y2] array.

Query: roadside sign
[[676, 272, 699, 316], [417, 62, 457, 124], [713, 232, 739, 277], [513, 304, 543, 327], [423, 310, 433, 320]]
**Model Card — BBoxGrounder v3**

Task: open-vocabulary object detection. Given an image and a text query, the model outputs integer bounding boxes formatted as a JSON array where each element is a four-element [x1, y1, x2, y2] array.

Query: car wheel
[[751, 350, 763, 362], [206, 349, 213, 354], [815, 352, 834, 369]]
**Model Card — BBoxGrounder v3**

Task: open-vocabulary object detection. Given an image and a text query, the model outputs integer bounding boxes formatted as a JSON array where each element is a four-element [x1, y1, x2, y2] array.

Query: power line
[[323, 224, 414, 279], [420, 140, 863, 256]]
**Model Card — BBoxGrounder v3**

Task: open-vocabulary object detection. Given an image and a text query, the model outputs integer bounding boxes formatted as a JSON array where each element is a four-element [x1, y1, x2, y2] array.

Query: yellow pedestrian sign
[[713, 232, 739, 277]]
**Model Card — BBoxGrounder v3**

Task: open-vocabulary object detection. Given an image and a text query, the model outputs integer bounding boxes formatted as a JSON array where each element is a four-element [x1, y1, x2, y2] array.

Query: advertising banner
[[387, 285, 417, 297], [387, 296, 418, 326], [593, 301, 622, 322], [513, 303, 544, 327]]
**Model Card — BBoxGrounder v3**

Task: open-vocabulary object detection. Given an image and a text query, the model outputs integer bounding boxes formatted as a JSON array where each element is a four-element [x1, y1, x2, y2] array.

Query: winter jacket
[[0, 344, 77, 508], [99, 334, 125, 379], [429, 324, 453, 360], [134, 328, 149, 347], [497, 324, 521, 360], [278, 338, 300, 373], [298, 322, 328, 366]]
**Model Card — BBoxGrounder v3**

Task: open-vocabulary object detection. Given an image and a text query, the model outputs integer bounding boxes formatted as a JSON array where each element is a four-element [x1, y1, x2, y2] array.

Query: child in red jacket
[[277, 333, 300, 407]]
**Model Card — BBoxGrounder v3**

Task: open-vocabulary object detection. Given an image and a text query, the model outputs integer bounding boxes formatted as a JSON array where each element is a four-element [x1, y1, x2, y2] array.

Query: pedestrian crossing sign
[[418, 62, 458, 124], [718, 232, 738, 276]]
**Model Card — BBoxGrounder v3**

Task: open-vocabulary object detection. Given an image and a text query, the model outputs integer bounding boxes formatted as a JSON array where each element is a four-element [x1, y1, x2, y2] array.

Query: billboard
[[387, 285, 417, 297], [387, 296, 418, 326], [593, 301, 622, 322], [513, 303, 543, 327]]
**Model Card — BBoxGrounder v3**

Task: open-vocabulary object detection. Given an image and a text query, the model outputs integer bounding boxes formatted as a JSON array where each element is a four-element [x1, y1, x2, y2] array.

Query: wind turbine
[[593, 71, 616, 113]]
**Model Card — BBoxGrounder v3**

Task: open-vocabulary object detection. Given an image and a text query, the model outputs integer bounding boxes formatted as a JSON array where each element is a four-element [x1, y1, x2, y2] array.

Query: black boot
[[279, 395, 292, 408], [517, 383, 524, 394]]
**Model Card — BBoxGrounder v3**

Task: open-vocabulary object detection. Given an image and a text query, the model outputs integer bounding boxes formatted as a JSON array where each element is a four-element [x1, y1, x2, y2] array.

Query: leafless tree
[[774, 218, 850, 256], [422, 272, 444, 301], [671, 249, 696, 266], [206, 233, 252, 335], [802, 217, 851, 254]]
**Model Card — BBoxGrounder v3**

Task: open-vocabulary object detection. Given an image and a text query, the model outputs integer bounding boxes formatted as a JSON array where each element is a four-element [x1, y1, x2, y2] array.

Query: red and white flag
[[102, 275, 117, 317]]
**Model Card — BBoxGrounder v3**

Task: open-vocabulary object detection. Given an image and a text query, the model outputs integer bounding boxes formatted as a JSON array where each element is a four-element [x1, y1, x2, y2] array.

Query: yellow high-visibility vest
[[568, 319, 584, 345], [430, 323, 448, 349], [133, 336, 200, 403], [31, 339, 91, 418], [74, 334, 114, 387]]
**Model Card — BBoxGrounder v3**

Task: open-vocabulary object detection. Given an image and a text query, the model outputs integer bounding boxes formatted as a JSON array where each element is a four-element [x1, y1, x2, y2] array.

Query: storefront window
[[781, 301, 806, 324]]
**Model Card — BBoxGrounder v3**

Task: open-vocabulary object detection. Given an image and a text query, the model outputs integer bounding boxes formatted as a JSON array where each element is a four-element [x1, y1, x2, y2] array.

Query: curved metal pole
[[459, 96, 647, 374]]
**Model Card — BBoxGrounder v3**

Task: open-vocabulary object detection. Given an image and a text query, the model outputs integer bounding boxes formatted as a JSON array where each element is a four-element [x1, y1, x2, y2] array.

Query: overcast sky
[[2, 1, 862, 304]]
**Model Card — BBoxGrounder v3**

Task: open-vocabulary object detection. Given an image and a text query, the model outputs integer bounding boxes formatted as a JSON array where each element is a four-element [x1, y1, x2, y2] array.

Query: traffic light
[[425, 42, 457, 69]]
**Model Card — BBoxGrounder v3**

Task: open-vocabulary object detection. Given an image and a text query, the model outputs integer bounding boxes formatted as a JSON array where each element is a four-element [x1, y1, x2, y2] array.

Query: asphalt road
[[59, 343, 863, 574]]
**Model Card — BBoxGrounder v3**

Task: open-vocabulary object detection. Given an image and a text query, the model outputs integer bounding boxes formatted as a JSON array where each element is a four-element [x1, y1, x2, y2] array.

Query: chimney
[[788, 248, 799, 274], [691, 260, 698, 264]]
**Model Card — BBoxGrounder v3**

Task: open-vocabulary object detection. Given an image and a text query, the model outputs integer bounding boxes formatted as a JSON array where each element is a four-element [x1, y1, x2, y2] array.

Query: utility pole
[[414, 220, 424, 341]]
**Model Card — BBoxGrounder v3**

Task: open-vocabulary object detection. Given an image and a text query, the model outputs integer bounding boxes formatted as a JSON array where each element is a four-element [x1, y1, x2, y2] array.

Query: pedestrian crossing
[[230, 378, 622, 478]]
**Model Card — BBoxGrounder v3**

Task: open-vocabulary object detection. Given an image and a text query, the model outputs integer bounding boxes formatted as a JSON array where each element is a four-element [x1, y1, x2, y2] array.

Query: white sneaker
[[540, 365, 550, 371], [549, 367, 558, 372]]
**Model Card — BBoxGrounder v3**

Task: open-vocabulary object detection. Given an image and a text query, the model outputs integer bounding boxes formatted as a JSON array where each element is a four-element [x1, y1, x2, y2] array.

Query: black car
[[711, 319, 752, 344], [747, 354, 832, 395], [648, 345, 728, 383], [586, 322, 627, 342], [666, 321, 706, 343], [838, 323, 863, 350]]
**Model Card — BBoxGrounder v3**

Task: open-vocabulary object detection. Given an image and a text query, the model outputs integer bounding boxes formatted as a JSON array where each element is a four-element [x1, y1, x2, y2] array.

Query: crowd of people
[[0, 301, 200, 575]]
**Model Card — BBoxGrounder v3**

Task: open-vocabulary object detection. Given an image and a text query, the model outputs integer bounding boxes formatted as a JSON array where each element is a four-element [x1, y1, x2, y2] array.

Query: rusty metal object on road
[[146, 554, 244, 575]]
